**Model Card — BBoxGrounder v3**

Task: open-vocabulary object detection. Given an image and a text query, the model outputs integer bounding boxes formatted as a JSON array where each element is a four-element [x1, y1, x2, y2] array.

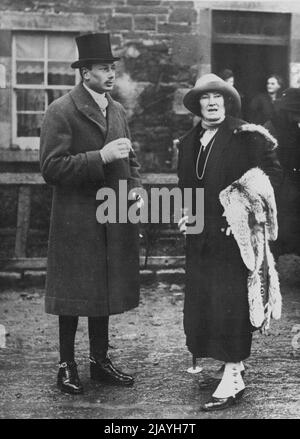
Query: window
[[212, 11, 290, 45], [12, 32, 79, 149]]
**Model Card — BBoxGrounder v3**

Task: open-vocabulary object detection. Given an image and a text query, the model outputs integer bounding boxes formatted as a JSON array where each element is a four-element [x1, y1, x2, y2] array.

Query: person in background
[[219, 68, 235, 87], [265, 88, 300, 256], [40, 33, 142, 395], [219, 68, 245, 118], [249, 74, 284, 125]]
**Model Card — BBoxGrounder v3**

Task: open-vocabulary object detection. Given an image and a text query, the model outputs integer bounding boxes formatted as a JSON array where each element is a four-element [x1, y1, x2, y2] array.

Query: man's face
[[199, 92, 225, 121], [267, 77, 281, 95], [83, 62, 116, 93]]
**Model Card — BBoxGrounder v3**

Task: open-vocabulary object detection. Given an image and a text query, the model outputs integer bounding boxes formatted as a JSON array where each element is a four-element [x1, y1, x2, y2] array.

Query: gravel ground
[[0, 262, 300, 419]]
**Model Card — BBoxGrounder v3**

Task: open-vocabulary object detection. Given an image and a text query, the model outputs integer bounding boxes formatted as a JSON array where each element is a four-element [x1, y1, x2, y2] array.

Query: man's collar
[[82, 83, 107, 106]]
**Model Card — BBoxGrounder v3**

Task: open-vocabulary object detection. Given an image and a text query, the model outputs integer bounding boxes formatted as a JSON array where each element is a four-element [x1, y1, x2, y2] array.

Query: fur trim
[[219, 167, 282, 329], [234, 123, 278, 149]]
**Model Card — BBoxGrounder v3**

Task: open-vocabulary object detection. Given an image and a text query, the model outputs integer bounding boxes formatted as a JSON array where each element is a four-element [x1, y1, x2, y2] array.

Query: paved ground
[[0, 256, 300, 419]]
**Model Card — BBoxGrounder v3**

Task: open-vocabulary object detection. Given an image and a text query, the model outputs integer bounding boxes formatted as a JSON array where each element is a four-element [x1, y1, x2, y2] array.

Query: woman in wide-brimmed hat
[[177, 73, 282, 411]]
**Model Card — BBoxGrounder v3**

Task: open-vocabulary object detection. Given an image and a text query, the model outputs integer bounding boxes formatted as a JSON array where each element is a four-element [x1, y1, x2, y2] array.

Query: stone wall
[[1, 1, 298, 171], [0, 0, 206, 172]]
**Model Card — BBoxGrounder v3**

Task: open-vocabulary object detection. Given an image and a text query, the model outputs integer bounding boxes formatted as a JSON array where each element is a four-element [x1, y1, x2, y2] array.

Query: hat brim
[[183, 81, 241, 117], [71, 57, 120, 68]]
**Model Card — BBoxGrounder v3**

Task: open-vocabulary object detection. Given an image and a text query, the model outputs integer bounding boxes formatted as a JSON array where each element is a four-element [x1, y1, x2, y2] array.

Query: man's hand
[[100, 138, 132, 164]]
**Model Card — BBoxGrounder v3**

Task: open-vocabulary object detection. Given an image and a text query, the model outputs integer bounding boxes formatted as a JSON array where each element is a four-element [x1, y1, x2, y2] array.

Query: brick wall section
[[0, 0, 202, 171]]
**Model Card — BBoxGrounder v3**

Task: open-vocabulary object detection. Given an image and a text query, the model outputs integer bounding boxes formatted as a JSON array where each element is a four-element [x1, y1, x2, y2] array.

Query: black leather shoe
[[201, 389, 245, 412], [198, 375, 221, 389], [90, 356, 134, 386], [57, 361, 83, 395]]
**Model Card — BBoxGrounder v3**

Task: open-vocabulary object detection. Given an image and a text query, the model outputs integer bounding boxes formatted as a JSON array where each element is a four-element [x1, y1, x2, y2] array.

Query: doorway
[[211, 10, 291, 119]]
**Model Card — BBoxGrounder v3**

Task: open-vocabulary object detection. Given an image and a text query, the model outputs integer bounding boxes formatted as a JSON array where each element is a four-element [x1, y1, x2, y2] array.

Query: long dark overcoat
[[40, 83, 141, 317], [177, 116, 282, 362]]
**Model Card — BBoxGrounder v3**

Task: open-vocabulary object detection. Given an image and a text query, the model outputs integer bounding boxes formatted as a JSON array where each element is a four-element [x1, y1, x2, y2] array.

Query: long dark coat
[[249, 93, 277, 125], [177, 116, 282, 362], [40, 83, 142, 317]]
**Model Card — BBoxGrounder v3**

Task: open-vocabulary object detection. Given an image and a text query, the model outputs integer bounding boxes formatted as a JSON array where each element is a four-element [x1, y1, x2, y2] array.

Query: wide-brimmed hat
[[276, 87, 300, 115], [183, 73, 241, 116], [71, 33, 120, 69]]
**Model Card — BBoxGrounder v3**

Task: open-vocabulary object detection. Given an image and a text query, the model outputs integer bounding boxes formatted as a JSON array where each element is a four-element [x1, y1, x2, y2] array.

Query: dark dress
[[177, 116, 282, 362]]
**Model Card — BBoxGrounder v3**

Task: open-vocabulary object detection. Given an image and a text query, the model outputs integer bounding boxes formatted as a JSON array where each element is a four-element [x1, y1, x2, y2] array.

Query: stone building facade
[[0, 0, 300, 172]]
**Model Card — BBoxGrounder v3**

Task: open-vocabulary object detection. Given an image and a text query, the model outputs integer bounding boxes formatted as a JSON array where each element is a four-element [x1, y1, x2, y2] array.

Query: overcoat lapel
[[204, 116, 246, 187], [212, 115, 245, 158], [70, 83, 107, 137], [105, 94, 126, 144], [179, 124, 201, 187], [204, 119, 234, 177]]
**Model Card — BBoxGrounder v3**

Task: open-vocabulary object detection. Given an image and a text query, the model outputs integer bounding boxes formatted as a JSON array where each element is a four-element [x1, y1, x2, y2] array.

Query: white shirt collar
[[83, 83, 108, 112], [200, 128, 219, 148]]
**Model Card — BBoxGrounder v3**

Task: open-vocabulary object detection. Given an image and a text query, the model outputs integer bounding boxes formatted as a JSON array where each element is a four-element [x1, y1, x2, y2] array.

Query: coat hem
[[45, 297, 139, 317]]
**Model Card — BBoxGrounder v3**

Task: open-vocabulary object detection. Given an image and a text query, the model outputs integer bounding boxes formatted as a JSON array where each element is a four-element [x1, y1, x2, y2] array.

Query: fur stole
[[219, 163, 282, 332]]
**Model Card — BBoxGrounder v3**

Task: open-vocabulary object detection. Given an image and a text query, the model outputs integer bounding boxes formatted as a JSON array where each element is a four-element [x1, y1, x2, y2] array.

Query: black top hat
[[71, 33, 120, 69]]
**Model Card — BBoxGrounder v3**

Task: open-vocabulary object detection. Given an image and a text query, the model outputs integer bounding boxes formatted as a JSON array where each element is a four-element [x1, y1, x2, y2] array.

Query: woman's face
[[267, 77, 281, 95], [199, 92, 225, 121]]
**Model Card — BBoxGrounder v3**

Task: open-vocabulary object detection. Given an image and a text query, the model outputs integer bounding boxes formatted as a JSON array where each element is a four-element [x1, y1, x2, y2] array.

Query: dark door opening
[[212, 43, 289, 119]]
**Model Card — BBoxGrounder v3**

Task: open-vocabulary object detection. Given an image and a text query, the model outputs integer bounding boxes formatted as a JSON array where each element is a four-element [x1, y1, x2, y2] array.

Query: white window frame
[[12, 32, 80, 150]]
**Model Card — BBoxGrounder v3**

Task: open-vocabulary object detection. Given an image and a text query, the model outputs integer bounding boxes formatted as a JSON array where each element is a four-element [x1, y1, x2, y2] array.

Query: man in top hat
[[177, 74, 282, 411], [40, 33, 142, 394]]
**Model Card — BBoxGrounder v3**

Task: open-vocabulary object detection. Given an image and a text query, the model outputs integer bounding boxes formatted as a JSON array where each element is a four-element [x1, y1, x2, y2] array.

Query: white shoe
[[213, 362, 245, 399]]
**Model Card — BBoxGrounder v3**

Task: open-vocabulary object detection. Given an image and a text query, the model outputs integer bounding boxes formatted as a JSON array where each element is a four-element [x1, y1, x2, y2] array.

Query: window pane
[[47, 89, 69, 105], [17, 113, 44, 137], [48, 35, 76, 60], [16, 89, 45, 111], [16, 34, 44, 59], [47, 62, 75, 85], [16, 61, 44, 84]]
